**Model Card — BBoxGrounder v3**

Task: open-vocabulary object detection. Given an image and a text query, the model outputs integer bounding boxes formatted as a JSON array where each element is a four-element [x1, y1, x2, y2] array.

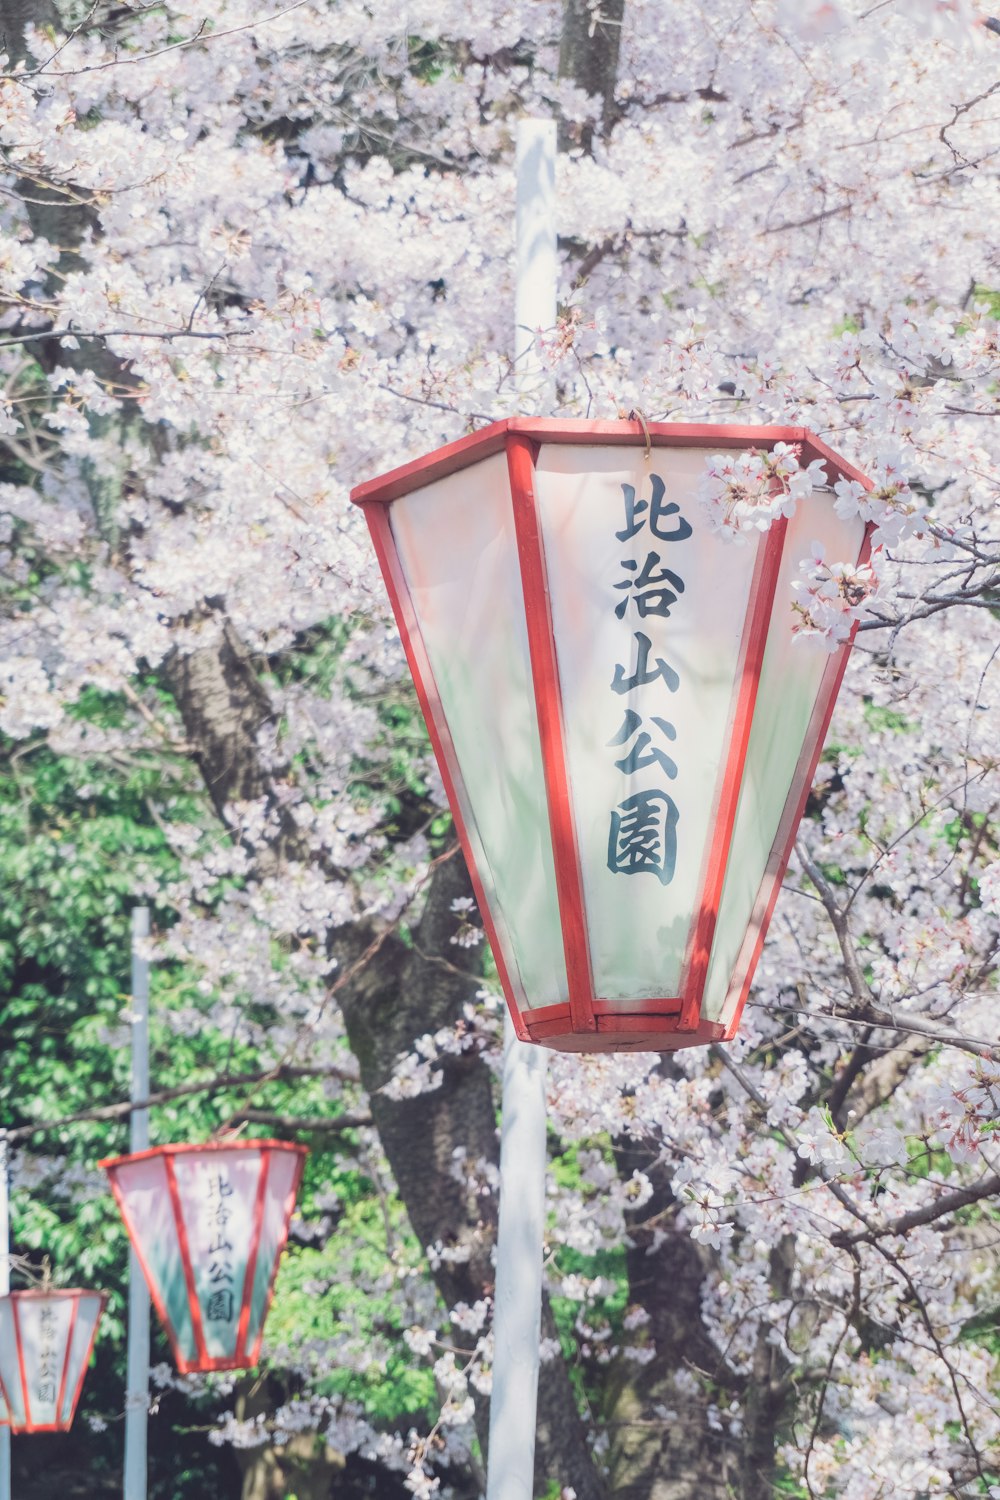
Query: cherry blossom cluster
[[696, 444, 829, 539], [1, 0, 998, 1492], [790, 542, 883, 649]]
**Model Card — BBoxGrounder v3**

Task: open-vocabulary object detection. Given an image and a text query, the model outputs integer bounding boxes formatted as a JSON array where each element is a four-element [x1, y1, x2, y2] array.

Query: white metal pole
[[513, 117, 558, 407], [486, 117, 556, 1500], [123, 907, 150, 1500], [0, 1132, 10, 1500]]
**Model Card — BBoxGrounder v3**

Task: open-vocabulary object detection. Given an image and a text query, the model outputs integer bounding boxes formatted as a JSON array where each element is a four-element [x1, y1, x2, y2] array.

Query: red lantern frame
[[352, 418, 873, 1052], [101, 1139, 307, 1373], [0, 1289, 106, 1434]]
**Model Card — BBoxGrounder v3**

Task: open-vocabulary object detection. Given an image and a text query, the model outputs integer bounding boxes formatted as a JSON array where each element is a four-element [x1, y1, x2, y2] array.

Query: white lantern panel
[[703, 500, 867, 1023], [245, 1145, 302, 1354], [172, 1148, 260, 1362], [0, 1300, 26, 1425], [10, 1294, 72, 1427], [59, 1293, 102, 1425], [0, 1298, 30, 1427], [389, 452, 568, 1010], [108, 1153, 197, 1363], [534, 444, 756, 1002]]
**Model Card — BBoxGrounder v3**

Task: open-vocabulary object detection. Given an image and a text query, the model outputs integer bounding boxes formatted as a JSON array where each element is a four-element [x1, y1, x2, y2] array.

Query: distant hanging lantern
[[352, 418, 872, 1052], [0, 1290, 105, 1433], [101, 1140, 307, 1373]]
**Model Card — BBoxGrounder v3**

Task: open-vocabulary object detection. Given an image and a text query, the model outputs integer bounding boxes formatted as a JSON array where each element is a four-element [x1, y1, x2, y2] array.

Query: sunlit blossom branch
[[830, 1172, 1000, 1248], [866, 1239, 996, 1485], [716, 1034, 1000, 1483], [762, 201, 854, 235], [802, 1250, 862, 1500], [1, 1, 312, 83], [712, 1045, 885, 1240], [214, 842, 466, 1132], [795, 844, 1000, 1063], [4, 0, 100, 80], [858, 588, 1000, 635], [838, 770, 990, 915]]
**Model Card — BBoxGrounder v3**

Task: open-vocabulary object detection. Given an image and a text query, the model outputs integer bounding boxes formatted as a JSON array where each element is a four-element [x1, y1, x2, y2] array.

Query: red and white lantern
[[101, 1140, 307, 1373], [352, 419, 871, 1053], [0, 1290, 105, 1433]]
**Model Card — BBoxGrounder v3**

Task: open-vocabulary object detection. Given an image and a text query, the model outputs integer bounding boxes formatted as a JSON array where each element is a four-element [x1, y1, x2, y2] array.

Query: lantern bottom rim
[[5, 1421, 78, 1434], [174, 1353, 263, 1374], [520, 1002, 732, 1053]]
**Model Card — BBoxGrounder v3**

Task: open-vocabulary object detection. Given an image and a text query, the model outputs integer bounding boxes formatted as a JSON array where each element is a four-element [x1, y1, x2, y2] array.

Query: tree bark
[[604, 1139, 734, 1500], [336, 849, 607, 1500], [558, 0, 626, 149], [162, 622, 296, 825], [0, 0, 58, 65], [233, 1383, 354, 1500]]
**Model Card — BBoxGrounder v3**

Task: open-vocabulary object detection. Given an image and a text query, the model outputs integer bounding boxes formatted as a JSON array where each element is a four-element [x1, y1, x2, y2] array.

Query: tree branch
[[1, 1061, 361, 1144], [229, 1108, 372, 1134], [0, 326, 251, 350], [830, 1173, 1000, 1247]]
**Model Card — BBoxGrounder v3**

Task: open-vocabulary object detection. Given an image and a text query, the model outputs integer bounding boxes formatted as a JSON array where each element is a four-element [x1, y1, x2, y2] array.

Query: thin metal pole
[[0, 1132, 10, 1500], [486, 117, 556, 1500], [123, 907, 150, 1500], [513, 117, 558, 409]]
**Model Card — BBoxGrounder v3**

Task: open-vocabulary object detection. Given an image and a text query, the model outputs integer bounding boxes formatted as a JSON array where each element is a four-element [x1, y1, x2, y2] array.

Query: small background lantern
[[0, 1288, 105, 1433], [101, 1139, 307, 1373], [352, 418, 871, 1053]]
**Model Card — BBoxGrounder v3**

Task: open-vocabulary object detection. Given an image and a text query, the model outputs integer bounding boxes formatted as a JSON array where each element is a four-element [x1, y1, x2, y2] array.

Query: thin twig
[[0, 327, 252, 351]]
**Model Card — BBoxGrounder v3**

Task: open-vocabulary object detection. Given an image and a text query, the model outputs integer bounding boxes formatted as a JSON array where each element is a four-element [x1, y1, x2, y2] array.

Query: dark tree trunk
[[558, 0, 626, 149], [0, 0, 58, 64], [604, 1139, 735, 1500], [163, 625, 287, 821], [336, 849, 607, 1500]]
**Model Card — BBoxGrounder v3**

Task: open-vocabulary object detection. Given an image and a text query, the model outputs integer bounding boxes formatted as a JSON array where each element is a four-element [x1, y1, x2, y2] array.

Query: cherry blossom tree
[[0, 1, 998, 1497]]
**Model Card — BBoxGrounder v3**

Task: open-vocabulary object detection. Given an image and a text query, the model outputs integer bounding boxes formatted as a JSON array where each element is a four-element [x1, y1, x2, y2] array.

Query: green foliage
[[771, 1474, 811, 1499], [0, 689, 383, 1493], [862, 702, 914, 734], [971, 284, 1000, 319], [268, 1181, 440, 1426], [547, 1144, 630, 1413], [906, 1137, 954, 1181]]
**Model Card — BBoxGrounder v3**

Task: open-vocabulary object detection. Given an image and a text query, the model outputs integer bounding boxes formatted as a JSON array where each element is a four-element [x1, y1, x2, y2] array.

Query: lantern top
[[99, 1138, 307, 1172], [0, 1288, 103, 1301], [349, 417, 870, 508]]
